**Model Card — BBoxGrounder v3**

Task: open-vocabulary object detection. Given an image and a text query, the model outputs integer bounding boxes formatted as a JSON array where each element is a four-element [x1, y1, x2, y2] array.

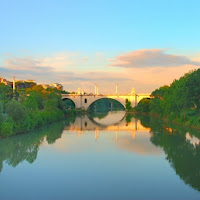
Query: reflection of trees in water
[[0, 122, 64, 173], [135, 114, 200, 192], [125, 114, 132, 124], [89, 112, 108, 119], [65, 113, 76, 126]]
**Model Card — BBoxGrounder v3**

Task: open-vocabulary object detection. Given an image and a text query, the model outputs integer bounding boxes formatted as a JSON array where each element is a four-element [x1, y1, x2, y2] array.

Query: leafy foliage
[[135, 98, 151, 113], [135, 69, 200, 127], [125, 100, 132, 111], [0, 83, 68, 137]]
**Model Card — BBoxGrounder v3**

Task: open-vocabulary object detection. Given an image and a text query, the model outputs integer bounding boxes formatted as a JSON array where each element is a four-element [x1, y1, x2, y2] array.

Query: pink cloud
[[110, 49, 200, 68]]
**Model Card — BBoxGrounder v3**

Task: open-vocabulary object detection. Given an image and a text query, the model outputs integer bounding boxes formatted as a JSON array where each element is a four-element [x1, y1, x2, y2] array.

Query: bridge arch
[[62, 98, 76, 109], [87, 97, 126, 112], [137, 97, 151, 105]]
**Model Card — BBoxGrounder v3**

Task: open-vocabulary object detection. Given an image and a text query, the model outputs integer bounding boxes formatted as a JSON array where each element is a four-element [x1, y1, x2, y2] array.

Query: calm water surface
[[0, 111, 200, 200]]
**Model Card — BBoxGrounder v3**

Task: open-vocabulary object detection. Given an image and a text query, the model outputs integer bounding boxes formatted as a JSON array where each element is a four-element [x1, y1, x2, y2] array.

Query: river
[[0, 111, 200, 200]]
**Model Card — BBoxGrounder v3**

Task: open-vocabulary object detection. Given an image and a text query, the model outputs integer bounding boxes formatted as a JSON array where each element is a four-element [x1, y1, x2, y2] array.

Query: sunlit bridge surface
[[0, 111, 200, 200]]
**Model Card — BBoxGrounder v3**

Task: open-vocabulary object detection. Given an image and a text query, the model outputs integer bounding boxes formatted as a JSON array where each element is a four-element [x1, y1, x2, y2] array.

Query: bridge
[[61, 85, 151, 110]]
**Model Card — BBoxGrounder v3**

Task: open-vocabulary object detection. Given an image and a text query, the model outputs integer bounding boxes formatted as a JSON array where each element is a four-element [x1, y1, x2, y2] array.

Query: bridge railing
[[62, 93, 151, 96]]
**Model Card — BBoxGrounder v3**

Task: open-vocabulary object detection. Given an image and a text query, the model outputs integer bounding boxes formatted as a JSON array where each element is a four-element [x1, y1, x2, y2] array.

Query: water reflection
[[0, 122, 64, 173], [66, 111, 149, 134], [63, 111, 160, 155], [0, 111, 200, 197], [135, 114, 200, 192]]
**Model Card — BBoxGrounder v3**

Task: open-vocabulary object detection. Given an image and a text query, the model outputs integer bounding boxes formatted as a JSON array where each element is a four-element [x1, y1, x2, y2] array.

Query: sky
[[0, 0, 200, 94]]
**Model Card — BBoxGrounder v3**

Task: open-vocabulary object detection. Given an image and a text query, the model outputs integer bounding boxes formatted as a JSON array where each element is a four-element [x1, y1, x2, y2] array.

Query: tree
[[0, 83, 13, 102], [24, 94, 38, 111], [185, 69, 200, 110], [28, 91, 44, 110], [137, 98, 151, 113], [5, 100, 26, 122], [125, 100, 132, 111], [0, 121, 14, 137], [0, 100, 3, 122]]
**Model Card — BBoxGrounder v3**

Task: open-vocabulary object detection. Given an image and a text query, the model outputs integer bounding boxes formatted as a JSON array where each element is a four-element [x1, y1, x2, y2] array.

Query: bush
[[136, 98, 151, 113], [125, 100, 132, 111], [0, 84, 67, 137], [5, 100, 26, 122], [0, 121, 14, 137]]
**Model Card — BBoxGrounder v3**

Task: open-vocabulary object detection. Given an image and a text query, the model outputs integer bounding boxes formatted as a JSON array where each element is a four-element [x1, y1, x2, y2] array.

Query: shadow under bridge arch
[[87, 98, 125, 112], [62, 98, 76, 109], [137, 97, 151, 105]]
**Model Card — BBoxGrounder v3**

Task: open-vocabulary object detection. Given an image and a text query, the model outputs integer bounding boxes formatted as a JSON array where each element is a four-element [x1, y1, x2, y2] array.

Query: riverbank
[[130, 69, 200, 132], [0, 84, 74, 138], [127, 110, 200, 132]]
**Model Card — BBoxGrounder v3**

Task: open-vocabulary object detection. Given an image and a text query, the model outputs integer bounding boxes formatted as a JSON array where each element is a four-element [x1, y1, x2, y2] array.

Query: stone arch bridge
[[61, 93, 151, 110]]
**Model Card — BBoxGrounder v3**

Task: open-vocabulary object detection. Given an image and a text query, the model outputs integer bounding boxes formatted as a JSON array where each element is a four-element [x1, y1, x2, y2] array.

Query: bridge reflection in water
[[64, 111, 150, 141]]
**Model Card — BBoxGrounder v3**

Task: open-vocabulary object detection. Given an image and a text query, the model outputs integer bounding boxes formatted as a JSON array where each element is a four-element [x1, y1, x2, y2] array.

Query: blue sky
[[1, 0, 200, 93]]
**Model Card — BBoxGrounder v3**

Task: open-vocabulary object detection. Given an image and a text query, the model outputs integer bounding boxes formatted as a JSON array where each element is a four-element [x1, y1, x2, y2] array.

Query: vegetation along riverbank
[[132, 69, 200, 130], [0, 83, 74, 138]]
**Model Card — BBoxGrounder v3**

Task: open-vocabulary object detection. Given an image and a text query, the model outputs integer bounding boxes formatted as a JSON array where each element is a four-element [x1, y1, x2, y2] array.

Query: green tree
[[5, 100, 26, 122], [125, 100, 132, 111], [0, 120, 14, 137], [0, 83, 13, 103], [185, 69, 200, 110], [0, 100, 3, 122], [24, 94, 38, 111], [137, 98, 151, 113], [44, 99, 58, 111]]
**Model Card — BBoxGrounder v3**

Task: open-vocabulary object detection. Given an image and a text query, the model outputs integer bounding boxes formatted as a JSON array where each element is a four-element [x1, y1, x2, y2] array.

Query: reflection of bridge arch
[[65, 113, 149, 133], [87, 112, 126, 127], [61, 93, 151, 110]]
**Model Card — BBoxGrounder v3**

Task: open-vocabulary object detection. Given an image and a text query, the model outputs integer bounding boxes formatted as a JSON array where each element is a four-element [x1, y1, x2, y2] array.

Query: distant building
[[15, 79, 37, 89], [0, 76, 11, 86], [41, 84, 49, 89], [41, 83, 63, 90], [0, 75, 63, 91], [16, 79, 36, 84], [49, 83, 63, 90]]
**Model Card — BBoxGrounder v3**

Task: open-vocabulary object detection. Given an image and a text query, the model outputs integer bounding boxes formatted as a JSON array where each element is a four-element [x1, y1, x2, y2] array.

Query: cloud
[[4, 56, 54, 72], [1, 50, 200, 94], [3, 51, 87, 73], [109, 49, 200, 68], [39, 52, 79, 71], [0, 53, 133, 93], [82, 56, 88, 61]]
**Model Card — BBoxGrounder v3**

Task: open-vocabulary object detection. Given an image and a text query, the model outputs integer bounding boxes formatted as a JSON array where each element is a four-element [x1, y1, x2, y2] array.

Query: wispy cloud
[[81, 56, 88, 61], [109, 49, 200, 68], [1, 50, 200, 94], [4, 56, 53, 72], [3, 52, 80, 72], [0, 53, 133, 93]]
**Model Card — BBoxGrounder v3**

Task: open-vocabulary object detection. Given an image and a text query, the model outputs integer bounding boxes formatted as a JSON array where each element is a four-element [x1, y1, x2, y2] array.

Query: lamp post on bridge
[[131, 88, 135, 95], [13, 76, 16, 97], [116, 84, 118, 95], [95, 84, 99, 95], [78, 88, 81, 95]]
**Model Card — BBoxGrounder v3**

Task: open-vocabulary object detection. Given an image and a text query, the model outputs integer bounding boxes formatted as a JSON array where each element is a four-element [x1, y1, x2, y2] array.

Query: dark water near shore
[[0, 111, 200, 200]]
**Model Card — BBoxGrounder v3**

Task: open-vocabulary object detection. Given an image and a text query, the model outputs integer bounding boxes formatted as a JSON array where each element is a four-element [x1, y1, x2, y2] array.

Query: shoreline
[[126, 110, 200, 131]]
